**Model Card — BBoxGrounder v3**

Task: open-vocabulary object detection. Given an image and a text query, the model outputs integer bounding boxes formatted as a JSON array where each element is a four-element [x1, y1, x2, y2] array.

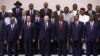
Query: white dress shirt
[[79, 15, 89, 24], [4, 17, 17, 25], [62, 13, 74, 25]]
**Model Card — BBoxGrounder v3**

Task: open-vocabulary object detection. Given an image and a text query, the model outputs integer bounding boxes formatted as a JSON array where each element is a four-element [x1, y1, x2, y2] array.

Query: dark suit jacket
[[26, 10, 37, 22], [12, 7, 23, 18], [21, 22, 35, 41], [40, 8, 52, 18], [39, 21, 52, 41], [85, 21, 99, 42], [55, 20, 68, 41], [6, 24, 19, 42], [0, 20, 5, 41], [0, 12, 8, 20], [70, 21, 84, 41], [54, 10, 63, 19], [85, 10, 96, 16]]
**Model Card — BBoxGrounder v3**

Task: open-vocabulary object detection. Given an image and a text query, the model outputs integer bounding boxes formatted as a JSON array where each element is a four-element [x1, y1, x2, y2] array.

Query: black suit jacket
[[26, 10, 37, 22], [54, 10, 63, 19], [0, 12, 8, 20], [55, 20, 68, 41], [85, 10, 96, 16], [12, 7, 23, 18], [40, 8, 52, 18]]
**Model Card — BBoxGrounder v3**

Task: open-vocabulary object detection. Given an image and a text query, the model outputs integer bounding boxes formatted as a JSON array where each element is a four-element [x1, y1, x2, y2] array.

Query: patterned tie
[[59, 21, 62, 29]]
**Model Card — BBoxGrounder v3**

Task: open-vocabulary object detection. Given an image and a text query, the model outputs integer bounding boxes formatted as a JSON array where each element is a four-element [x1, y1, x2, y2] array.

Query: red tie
[[59, 22, 62, 29]]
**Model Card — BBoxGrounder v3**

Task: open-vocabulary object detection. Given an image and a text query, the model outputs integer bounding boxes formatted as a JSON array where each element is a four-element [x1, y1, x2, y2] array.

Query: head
[[95, 5, 100, 13], [26, 16, 31, 22], [56, 4, 60, 11], [90, 14, 95, 21], [7, 10, 13, 18], [44, 2, 48, 8], [10, 17, 15, 24], [74, 14, 79, 21], [80, 8, 85, 15], [64, 7, 69, 14], [51, 12, 55, 18], [35, 11, 40, 17], [29, 3, 34, 10], [1, 5, 6, 12], [22, 10, 26, 16], [59, 14, 63, 21], [14, 1, 22, 8], [87, 4, 92, 11], [73, 4, 78, 10], [44, 15, 49, 22]]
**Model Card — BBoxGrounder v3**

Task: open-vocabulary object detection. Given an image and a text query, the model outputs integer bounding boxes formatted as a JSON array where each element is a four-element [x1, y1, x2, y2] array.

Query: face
[[44, 2, 48, 8], [16, 5, 20, 8], [35, 11, 40, 17], [87, 4, 92, 10], [73, 4, 77, 10], [51, 12, 55, 18], [74, 14, 79, 21], [1, 6, 6, 11], [90, 14, 95, 21], [22, 11, 26, 16], [64, 7, 69, 13], [29, 4, 33, 10], [95, 6, 100, 12], [80, 10, 85, 15], [44, 15, 49, 22], [27, 16, 31, 22], [59, 15, 63, 21], [56, 4, 60, 10], [10, 17, 15, 24], [8, 13, 13, 18]]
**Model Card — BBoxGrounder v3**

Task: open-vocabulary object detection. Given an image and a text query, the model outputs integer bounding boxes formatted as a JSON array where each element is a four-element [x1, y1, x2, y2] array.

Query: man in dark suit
[[0, 20, 5, 56], [34, 11, 43, 53], [21, 16, 35, 56], [39, 15, 52, 56], [54, 4, 63, 19], [70, 14, 84, 56], [5, 17, 19, 56], [85, 4, 96, 16], [50, 12, 57, 54], [0, 5, 8, 20], [26, 3, 37, 22], [40, 2, 52, 18], [55, 14, 68, 56], [85, 14, 99, 56], [12, 1, 23, 23]]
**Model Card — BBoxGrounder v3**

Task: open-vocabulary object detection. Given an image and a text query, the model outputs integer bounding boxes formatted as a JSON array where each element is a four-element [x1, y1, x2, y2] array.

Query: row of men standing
[[0, 1, 100, 56]]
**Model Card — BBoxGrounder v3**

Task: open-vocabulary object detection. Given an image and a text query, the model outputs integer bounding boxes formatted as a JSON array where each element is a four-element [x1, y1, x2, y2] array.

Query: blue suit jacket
[[85, 21, 99, 42], [39, 21, 52, 41], [21, 22, 35, 41], [70, 21, 84, 41], [6, 24, 19, 42]]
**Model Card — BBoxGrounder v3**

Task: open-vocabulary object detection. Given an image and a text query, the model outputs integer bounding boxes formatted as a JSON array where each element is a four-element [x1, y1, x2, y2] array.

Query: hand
[[4, 40, 7, 44], [51, 40, 54, 43], [33, 39, 35, 43], [70, 39, 73, 42], [17, 40, 20, 44], [19, 35, 22, 40], [81, 38, 84, 42], [96, 39, 99, 43]]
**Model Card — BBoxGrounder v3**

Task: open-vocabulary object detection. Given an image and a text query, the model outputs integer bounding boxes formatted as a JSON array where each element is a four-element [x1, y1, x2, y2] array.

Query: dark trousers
[[0, 41, 3, 56], [40, 40, 50, 56], [72, 41, 82, 56], [8, 41, 18, 56], [24, 40, 33, 56], [57, 40, 67, 56], [86, 41, 97, 56]]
